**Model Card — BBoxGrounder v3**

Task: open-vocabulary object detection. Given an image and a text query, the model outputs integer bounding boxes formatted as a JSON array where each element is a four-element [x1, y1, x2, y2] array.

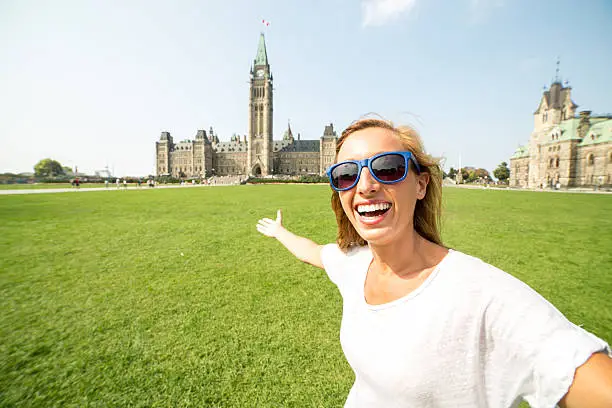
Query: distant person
[[137, 179, 142, 188], [105, 179, 109, 189], [256, 118, 612, 407], [75, 178, 80, 189], [123, 179, 128, 189], [116, 178, 121, 189]]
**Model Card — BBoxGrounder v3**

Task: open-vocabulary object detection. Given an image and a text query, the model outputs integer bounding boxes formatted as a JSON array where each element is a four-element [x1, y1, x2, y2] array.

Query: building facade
[[510, 80, 612, 189], [155, 34, 338, 179]]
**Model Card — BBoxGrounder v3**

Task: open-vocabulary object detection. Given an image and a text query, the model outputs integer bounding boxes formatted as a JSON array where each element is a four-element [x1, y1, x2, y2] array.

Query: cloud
[[361, 0, 417, 27]]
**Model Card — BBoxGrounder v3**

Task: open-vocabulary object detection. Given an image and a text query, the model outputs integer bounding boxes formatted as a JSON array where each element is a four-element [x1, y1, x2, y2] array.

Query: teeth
[[356, 202, 391, 214]]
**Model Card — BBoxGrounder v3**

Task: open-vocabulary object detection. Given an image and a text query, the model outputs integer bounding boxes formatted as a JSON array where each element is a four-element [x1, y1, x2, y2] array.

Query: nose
[[356, 167, 379, 194]]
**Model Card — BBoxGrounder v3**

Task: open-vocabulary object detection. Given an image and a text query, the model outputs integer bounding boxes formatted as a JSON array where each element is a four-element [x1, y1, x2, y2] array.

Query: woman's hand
[[256, 209, 284, 238], [255, 209, 323, 268]]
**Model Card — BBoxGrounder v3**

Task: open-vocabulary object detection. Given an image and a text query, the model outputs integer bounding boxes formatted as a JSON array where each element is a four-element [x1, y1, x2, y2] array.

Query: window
[[587, 154, 595, 166], [555, 157, 560, 168]]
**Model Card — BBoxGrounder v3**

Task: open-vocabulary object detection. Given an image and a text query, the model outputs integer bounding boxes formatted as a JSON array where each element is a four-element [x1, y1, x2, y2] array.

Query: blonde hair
[[331, 118, 443, 250]]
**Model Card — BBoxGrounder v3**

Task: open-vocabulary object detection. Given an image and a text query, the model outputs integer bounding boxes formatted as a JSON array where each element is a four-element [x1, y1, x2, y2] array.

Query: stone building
[[155, 33, 338, 179], [510, 79, 612, 189]]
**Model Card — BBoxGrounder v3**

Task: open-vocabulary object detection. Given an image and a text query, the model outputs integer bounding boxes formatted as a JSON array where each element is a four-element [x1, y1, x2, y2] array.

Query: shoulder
[[321, 243, 368, 260], [441, 250, 528, 293], [321, 244, 370, 267], [435, 250, 558, 321], [446, 250, 607, 343], [320, 244, 370, 286]]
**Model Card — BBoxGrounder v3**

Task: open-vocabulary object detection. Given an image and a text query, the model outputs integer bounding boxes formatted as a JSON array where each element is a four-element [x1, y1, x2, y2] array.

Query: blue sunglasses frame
[[326, 151, 421, 192]]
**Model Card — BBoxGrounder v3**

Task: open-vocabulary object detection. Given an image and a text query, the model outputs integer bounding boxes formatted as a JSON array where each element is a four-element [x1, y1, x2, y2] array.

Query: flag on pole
[[262, 19, 270, 26]]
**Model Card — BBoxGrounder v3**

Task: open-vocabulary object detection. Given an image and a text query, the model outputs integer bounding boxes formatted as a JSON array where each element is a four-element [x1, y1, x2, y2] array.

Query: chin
[[354, 227, 394, 246]]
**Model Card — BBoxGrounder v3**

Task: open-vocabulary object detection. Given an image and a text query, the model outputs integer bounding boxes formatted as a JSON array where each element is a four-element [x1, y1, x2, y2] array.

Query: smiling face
[[336, 127, 429, 246]]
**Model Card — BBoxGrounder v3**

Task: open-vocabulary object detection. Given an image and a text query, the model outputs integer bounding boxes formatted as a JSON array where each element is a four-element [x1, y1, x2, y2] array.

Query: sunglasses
[[326, 151, 421, 191]]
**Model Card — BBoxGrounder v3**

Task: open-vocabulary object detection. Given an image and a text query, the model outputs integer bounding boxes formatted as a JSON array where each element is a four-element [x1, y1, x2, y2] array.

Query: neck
[[369, 230, 444, 278]]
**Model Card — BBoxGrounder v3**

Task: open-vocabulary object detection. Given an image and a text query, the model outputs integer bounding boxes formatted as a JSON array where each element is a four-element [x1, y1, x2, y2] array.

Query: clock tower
[[247, 33, 273, 176]]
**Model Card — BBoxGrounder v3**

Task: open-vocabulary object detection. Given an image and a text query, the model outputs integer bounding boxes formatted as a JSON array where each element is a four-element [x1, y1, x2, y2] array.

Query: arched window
[[555, 157, 560, 168], [587, 154, 595, 166]]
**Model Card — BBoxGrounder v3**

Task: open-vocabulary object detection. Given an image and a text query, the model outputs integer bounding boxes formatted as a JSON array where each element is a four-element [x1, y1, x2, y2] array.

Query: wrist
[[274, 226, 287, 239]]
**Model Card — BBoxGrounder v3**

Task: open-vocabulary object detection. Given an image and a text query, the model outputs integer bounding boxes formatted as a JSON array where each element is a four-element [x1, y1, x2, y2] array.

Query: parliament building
[[510, 79, 612, 189], [155, 34, 338, 178]]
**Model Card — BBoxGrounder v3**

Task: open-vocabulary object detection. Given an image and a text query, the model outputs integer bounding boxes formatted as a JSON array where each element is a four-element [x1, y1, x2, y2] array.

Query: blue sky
[[1, 0, 611, 177]]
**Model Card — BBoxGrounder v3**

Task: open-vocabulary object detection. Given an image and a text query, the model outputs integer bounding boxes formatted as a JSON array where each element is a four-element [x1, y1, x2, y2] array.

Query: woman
[[256, 118, 612, 407]]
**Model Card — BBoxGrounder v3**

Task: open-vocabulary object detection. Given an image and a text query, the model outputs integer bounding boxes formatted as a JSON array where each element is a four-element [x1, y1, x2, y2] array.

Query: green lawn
[[1, 186, 610, 407]]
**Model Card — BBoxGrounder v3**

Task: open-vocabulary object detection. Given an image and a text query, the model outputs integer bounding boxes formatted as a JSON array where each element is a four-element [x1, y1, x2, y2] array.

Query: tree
[[448, 167, 457, 179], [493, 161, 510, 182], [473, 168, 491, 180], [464, 168, 491, 183], [34, 159, 65, 177]]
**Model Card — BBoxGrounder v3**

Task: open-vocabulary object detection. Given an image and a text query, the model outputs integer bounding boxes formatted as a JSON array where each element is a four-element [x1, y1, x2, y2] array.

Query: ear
[[415, 172, 430, 200]]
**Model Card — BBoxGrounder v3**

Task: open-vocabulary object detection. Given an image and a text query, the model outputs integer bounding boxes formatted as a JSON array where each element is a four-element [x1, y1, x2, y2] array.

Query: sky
[[1, 0, 611, 177]]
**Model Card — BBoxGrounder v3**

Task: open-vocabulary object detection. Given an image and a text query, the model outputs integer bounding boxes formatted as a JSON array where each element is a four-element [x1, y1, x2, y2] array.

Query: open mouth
[[356, 202, 391, 218]]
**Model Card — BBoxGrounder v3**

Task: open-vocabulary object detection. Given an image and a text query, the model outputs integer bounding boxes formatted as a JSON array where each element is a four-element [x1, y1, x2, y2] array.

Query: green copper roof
[[537, 119, 580, 146], [254, 33, 268, 66], [511, 145, 529, 159], [558, 118, 581, 141], [578, 119, 612, 146]]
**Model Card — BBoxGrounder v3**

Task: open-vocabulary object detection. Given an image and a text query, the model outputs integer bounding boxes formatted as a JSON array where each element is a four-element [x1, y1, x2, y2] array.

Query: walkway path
[[0, 184, 222, 195]]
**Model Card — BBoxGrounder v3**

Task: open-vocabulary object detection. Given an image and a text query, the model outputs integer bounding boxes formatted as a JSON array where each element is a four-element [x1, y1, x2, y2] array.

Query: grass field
[[1, 186, 610, 407]]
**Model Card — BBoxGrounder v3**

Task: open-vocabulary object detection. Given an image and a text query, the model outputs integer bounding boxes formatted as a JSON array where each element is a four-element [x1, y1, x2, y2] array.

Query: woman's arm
[[559, 351, 612, 408], [256, 209, 324, 269]]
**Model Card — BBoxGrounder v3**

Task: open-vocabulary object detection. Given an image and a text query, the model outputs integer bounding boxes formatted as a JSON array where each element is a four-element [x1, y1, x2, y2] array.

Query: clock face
[[257, 69, 264, 77]]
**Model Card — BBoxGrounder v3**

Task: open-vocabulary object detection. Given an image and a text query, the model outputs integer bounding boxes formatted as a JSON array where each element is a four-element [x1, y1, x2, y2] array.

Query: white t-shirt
[[320, 244, 610, 408]]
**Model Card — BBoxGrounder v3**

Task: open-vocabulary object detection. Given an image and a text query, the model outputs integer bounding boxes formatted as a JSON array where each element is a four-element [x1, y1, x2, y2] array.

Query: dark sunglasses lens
[[372, 154, 406, 182], [332, 163, 359, 190]]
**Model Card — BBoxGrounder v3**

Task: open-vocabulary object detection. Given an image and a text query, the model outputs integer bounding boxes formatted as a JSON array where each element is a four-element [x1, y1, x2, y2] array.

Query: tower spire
[[254, 33, 268, 66], [554, 57, 560, 83]]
